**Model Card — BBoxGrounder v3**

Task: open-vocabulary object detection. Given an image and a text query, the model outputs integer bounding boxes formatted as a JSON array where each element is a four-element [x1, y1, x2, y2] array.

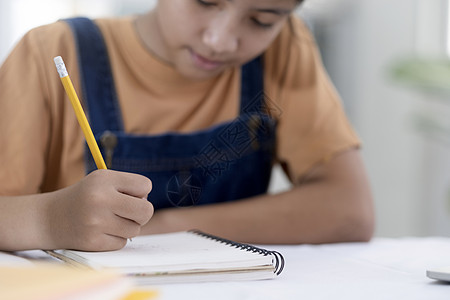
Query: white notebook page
[[55, 231, 274, 273]]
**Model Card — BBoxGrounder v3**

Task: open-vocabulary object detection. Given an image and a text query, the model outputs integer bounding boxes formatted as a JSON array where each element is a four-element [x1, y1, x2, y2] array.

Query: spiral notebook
[[46, 230, 284, 285]]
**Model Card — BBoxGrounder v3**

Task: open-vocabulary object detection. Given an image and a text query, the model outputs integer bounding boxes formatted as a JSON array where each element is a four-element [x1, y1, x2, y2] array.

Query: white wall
[[0, 1, 13, 63], [303, 0, 450, 237], [0, 0, 156, 64], [354, 0, 425, 237]]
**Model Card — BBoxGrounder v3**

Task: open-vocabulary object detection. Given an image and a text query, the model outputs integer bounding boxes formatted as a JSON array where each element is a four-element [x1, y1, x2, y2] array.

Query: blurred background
[[1, 0, 449, 238]]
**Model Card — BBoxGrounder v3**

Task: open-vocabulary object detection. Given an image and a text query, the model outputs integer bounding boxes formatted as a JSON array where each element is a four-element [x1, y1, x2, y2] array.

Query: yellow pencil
[[54, 56, 134, 242], [54, 56, 107, 170]]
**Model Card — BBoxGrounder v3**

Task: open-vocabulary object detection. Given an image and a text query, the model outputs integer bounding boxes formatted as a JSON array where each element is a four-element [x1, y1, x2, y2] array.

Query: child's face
[[151, 0, 297, 80]]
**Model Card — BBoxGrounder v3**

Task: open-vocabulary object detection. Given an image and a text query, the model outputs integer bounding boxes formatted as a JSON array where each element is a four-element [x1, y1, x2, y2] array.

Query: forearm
[[0, 170, 154, 251], [142, 149, 374, 244], [143, 183, 373, 244], [0, 193, 53, 251]]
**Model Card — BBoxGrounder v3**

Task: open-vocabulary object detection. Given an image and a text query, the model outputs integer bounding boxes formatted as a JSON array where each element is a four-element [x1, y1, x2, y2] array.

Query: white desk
[[152, 237, 450, 300], [9, 237, 450, 299]]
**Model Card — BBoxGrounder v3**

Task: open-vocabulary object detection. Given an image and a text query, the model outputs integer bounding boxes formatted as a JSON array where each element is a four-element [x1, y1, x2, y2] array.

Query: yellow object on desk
[[122, 290, 159, 300], [53, 56, 107, 170], [0, 264, 131, 300]]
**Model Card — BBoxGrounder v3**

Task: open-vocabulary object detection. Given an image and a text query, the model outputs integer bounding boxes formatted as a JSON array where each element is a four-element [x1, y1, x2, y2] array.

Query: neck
[[134, 10, 172, 66]]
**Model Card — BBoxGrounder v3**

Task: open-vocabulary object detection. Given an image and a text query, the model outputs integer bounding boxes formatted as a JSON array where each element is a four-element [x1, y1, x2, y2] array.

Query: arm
[[141, 148, 374, 244], [0, 29, 154, 252], [0, 170, 154, 251]]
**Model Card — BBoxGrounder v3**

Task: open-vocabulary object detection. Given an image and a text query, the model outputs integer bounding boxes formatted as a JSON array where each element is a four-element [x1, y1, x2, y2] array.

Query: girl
[[0, 0, 374, 251]]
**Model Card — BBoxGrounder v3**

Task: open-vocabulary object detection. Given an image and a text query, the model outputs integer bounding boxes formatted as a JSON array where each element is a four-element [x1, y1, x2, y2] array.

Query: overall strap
[[239, 56, 264, 115], [64, 17, 124, 133]]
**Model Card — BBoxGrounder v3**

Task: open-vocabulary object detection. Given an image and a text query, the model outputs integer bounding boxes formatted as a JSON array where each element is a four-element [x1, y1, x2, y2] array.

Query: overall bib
[[65, 18, 277, 210]]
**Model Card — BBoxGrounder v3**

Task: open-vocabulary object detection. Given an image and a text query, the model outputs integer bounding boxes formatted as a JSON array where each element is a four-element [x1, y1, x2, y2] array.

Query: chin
[[178, 66, 225, 81]]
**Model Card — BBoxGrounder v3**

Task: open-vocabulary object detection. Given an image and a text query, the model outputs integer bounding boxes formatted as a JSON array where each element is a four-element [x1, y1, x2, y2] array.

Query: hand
[[45, 169, 153, 251]]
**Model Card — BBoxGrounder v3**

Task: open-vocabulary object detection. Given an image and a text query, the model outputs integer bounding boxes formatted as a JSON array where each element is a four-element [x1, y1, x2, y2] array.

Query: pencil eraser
[[54, 56, 68, 78]]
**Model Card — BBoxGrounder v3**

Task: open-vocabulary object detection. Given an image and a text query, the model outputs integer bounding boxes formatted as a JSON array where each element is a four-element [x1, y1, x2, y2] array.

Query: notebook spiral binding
[[190, 230, 285, 275]]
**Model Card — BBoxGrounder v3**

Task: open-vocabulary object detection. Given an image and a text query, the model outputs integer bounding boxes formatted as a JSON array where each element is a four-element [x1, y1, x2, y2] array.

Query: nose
[[202, 14, 239, 55]]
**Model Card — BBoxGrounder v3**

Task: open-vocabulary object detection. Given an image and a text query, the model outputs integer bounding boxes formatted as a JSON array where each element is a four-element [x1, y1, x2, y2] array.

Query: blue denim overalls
[[65, 18, 277, 210]]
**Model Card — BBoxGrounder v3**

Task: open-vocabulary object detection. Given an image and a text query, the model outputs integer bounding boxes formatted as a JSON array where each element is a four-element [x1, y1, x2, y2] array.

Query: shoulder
[[21, 20, 73, 51], [94, 16, 135, 42], [94, 16, 133, 29], [19, 17, 126, 59], [1, 19, 84, 111], [2, 20, 77, 81], [8, 20, 77, 76], [270, 15, 316, 50], [264, 15, 321, 84], [263, 15, 329, 105], [265, 15, 317, 60]]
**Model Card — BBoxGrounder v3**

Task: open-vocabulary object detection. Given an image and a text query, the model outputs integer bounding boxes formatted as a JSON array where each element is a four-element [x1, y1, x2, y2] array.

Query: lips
[[190, 50, 224, 71]]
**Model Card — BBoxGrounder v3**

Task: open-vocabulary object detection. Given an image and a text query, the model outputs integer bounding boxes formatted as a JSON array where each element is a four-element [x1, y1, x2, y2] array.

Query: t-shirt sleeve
[[0, 29, 51, 195], [264, 16, 360, 184], [0, 21, 81, 195]]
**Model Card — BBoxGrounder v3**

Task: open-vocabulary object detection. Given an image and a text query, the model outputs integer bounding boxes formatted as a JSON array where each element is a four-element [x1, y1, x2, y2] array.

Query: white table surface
[[9, 237, 450, 299], [150, 237, 450, 300]]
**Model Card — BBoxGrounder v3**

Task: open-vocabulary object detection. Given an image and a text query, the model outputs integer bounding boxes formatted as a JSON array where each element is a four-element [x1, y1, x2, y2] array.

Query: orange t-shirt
[[0, 16, 359, 195]]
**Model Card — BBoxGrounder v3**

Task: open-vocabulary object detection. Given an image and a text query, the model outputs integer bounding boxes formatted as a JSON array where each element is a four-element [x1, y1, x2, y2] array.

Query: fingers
[[88, 170, 154, 225], [93, 169, 154, 225], [99, 236, 128, 251], [86, 169, 152, 199], [111, 194, 154, 225], [51, 170, 154, 251], [110, 170, 153, 199], [105, 217, 143, 240], [63, 210, 144, 251], [80, 215, 145, 251], [75, 233, 128, 252]]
